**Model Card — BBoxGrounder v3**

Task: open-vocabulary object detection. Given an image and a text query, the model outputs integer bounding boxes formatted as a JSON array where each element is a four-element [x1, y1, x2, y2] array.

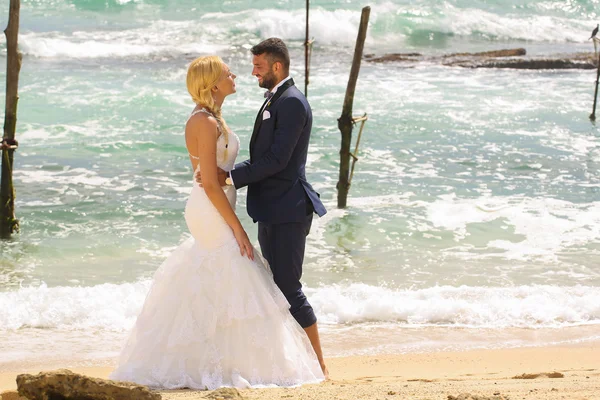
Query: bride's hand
[[233, 227, 254, 261]]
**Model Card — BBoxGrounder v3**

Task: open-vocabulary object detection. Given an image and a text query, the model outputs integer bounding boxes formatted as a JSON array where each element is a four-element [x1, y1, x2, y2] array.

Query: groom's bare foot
[[303, 322, 329, 380], [320, 362, 330, 380]]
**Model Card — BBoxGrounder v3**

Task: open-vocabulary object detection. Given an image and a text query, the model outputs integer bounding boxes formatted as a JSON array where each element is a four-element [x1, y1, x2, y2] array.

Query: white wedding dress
[[110, 109, 324, 389]]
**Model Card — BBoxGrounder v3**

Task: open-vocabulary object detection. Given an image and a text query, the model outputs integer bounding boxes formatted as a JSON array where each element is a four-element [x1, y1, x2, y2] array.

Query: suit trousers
[[258, 212, 317, 329]]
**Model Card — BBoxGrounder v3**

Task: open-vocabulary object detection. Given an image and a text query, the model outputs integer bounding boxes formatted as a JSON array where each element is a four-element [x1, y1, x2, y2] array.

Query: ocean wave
[[372, 3, 593, 44], [424, 195, 600, 263], [0, 281, 150, 331], [11, 4, 596, 59], [14, 9, 364, 59], [18, 25, 227, 59], [441, 7, 591, 42], [1, 281, 599, 331], [309, 283, 600, 327]]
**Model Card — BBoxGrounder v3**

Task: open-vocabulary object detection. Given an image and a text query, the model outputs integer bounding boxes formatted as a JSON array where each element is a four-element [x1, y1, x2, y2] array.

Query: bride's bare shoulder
[[185, 112, 218, 139]]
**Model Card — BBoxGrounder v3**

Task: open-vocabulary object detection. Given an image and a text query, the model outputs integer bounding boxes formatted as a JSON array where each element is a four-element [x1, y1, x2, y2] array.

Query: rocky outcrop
[[366, 48, 598, 70], [16, 369, 161, 400], [445, 58, 595, 69], [365, 48, 527, 64], [444, 48, 526, 58], [365, 53, 423, 63]]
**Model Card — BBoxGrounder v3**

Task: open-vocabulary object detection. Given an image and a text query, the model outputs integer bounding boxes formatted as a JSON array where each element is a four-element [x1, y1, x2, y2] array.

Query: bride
[[110, 56, 325, 390]]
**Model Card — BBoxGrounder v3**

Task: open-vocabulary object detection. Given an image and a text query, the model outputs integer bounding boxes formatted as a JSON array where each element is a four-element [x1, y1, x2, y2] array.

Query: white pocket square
[[262, 110, 271, 120]]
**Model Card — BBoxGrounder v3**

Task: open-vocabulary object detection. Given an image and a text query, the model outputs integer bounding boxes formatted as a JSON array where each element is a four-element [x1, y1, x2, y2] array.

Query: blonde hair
[[186, 55, 229, 154]]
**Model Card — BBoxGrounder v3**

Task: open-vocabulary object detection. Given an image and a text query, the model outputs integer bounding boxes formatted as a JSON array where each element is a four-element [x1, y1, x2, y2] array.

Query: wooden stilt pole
[[591, 45, 600, 121], [337, 6, 370, 209], [1, 0, 22, 238], [304, 0, 313, 97]]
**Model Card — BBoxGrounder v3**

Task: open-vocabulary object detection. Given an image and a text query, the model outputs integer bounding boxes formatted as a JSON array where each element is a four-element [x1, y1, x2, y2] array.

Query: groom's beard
[[258, 70, 277, 90]]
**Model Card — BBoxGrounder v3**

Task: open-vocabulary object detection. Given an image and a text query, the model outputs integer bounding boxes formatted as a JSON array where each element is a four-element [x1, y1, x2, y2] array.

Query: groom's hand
[[195, 168, 228, 187], [216, 168, 228, 186]]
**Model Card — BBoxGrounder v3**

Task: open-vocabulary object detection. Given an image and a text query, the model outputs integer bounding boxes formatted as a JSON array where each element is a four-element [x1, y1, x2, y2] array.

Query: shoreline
[[2, 343, 599, 399], [3, 324, 600, 374]]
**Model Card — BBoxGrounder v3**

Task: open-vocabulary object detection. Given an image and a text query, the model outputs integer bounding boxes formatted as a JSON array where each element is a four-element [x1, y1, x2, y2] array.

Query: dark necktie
[[264, 90, 274, 99]]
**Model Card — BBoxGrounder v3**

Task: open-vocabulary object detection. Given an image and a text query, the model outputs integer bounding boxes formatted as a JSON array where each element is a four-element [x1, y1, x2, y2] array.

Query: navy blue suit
[[230, 78, 326, 328]]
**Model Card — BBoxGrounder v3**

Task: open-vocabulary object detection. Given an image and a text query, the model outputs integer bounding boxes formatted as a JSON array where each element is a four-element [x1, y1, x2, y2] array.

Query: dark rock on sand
[[448, 393, 510, 400], [0, 391, 28, 400], [204, 388, 245, 399], [16, 369, 161, 400]]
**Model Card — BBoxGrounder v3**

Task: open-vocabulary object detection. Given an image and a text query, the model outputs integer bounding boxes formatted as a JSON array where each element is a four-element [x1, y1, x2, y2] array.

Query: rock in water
[[445, 48, 526, 58], [16, 369, 161, 400]]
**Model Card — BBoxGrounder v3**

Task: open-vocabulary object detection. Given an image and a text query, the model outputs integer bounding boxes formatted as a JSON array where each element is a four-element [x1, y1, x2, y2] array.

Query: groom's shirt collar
[[261, 76, 292, 114], [270, 76, 292, 95]]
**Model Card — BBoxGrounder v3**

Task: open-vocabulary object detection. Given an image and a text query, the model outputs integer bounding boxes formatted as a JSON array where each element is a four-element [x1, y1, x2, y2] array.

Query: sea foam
[[1, 281, 598, 332]]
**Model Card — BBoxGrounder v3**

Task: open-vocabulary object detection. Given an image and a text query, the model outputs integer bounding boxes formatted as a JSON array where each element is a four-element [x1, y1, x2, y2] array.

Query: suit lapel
[[249, 78, 295, 160], [252, 97, 270, 141]]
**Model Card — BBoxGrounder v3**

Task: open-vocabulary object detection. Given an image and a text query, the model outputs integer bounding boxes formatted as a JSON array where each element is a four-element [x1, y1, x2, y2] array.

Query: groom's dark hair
[[251, 38, 290, 73]]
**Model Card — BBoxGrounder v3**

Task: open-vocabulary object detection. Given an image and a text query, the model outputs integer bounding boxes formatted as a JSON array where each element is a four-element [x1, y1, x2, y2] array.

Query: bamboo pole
[[305, 0, 309, 96], [337, 6, 370, 209], [591, 44, 600, 121], [1, 0, 22, 238]]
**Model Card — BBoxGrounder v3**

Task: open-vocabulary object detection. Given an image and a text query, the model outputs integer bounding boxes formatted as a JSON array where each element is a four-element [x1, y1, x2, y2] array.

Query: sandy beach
[[2, 344, 599, 399]]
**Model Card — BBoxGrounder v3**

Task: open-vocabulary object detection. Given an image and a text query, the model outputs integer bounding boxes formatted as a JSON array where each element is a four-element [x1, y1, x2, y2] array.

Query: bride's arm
[[185, 115, 253, 260]]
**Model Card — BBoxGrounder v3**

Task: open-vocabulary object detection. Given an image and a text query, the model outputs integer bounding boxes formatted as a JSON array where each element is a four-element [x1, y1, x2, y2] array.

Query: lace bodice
[[187, 108, 240, 172]]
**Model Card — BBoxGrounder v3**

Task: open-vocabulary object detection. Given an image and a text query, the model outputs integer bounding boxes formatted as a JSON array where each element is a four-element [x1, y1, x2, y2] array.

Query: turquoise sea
[[1, 0, 599, 370]]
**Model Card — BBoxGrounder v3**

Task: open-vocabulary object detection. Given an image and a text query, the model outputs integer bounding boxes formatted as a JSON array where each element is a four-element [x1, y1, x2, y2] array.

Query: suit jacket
[[230, 78, 327, 224]]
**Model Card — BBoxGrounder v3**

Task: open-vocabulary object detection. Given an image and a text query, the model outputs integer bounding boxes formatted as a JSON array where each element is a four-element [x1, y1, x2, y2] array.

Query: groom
[[200, 38, 328, 376]]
